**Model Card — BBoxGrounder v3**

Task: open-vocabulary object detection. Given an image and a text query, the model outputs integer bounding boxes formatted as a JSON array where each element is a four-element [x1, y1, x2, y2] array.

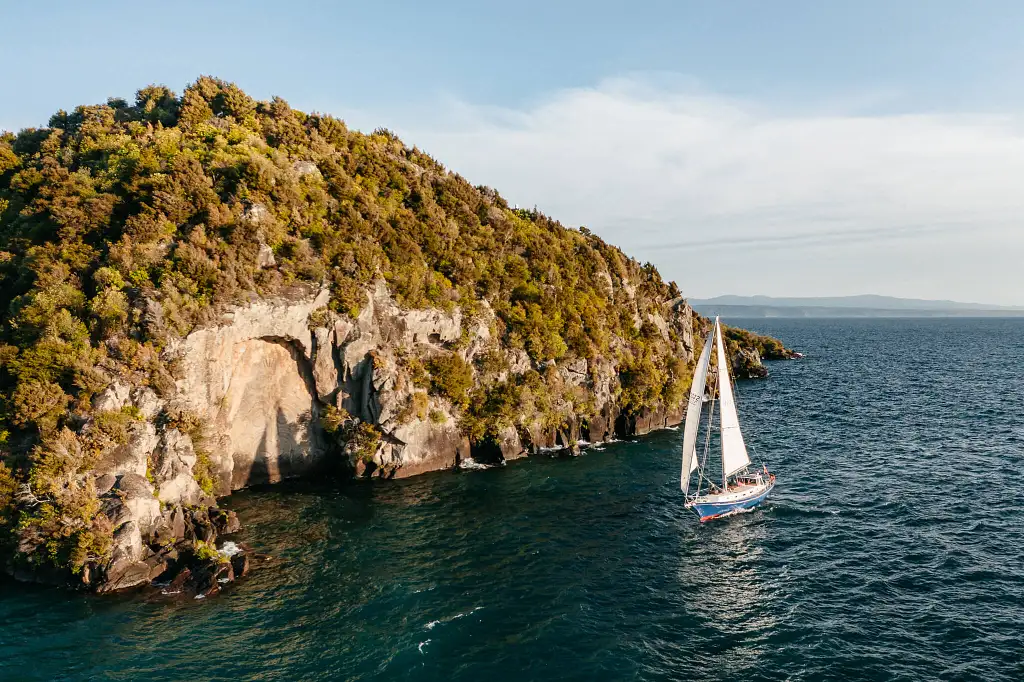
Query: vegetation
[[192, 539, 220, 562], [426, 355, 474, 408], [722, 325, 792, 360], [0, 77, 787, 578]]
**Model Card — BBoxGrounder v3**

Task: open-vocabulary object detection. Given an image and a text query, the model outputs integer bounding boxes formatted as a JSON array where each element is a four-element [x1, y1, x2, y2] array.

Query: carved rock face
[[168, 288, 331, 491], [219, 338, 321, 488]]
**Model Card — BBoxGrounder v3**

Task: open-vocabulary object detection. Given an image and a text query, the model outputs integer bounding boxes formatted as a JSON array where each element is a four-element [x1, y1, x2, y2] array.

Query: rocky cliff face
[[47, 277, 719, 592]]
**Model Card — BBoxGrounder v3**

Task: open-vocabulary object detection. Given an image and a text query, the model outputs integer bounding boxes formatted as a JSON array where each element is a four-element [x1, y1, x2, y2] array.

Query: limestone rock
[[99, 521, 151, 592], [497, 426, 526, 461], [507, 349, 532, 375], [114, 473, 161, 535], [646, 312, 671, 342], [559, 358, 588, 387], [257, 243, 276, 268], [94, 473, 116, 496], [311, 326, 338, 402], [131, 387, 162, 421], [292, 160, 322, 179], [732, 347, 769, 379], [94, 422, 159, 479], [388, 410, 465, 477], [93, 381, 131, 412], [241, 202, 271, 224], [154, 429, 204, 506], [401, 308, 461, 346]]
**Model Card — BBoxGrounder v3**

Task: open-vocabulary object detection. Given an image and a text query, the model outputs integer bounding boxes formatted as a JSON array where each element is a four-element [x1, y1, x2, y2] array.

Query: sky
[[2, 0, 1023, 304]]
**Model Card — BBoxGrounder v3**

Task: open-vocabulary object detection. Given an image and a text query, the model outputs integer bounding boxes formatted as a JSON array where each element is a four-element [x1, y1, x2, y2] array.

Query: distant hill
[[690, 295, 1024, 318]]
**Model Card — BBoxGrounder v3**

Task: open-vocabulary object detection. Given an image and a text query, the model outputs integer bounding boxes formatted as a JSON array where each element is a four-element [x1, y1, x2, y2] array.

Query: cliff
[[0, 77, 788, 592]]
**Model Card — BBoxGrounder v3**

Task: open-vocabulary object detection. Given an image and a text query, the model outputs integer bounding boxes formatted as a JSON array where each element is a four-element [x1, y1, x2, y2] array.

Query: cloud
[[381, 77, 1024, 304]]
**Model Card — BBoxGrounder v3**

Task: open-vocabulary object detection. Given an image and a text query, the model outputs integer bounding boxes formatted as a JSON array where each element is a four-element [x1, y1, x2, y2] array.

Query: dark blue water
[[3, 319, 1024, 681]]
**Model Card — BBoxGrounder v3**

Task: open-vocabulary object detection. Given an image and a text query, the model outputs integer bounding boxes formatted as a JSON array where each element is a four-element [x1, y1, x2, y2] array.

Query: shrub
[[426, 354, 473, 408], [348, 422, 381, 462], [319, 404, 350, 434], [398, 391, 429, 424]]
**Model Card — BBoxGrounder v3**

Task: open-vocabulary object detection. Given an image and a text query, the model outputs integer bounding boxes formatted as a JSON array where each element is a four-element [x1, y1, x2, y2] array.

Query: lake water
[[2, 318, 1023, 681]]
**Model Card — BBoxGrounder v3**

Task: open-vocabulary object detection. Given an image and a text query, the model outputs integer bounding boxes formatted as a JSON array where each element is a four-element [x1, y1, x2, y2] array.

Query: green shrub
[[349, 422, 381, 462], [427, 354, 473, 408], [193, 539, 220, 562], [398, 391, 429, 424], [319, 404, 350, 434]]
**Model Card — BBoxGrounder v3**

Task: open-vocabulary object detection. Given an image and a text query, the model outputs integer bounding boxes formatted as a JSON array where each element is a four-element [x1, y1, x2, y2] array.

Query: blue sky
[[2, 1, 1023, 304]]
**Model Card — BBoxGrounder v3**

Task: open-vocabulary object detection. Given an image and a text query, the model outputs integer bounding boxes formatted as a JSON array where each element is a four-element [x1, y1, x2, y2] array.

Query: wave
[[218, 541, 243, 558], [459, 458, 494, 471], [424, 606, 484, 631]]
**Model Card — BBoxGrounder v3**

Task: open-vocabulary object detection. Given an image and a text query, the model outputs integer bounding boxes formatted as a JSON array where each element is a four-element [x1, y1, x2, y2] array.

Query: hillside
[[0, 77, 787, 592], [691, 295, 1024, 318]]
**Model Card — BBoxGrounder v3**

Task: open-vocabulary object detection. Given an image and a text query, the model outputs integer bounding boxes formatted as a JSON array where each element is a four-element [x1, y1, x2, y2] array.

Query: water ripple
[[1, 318, 1023, 681]]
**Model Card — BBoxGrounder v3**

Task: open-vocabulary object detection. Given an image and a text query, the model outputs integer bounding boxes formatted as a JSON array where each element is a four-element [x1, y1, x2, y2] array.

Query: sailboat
[[681, 317, 776, 522]]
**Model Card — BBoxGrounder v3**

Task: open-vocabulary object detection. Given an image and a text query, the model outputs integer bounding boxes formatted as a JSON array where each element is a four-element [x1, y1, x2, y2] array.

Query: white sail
[[680, 327, 716, 494], [715, 318, 751, 479]]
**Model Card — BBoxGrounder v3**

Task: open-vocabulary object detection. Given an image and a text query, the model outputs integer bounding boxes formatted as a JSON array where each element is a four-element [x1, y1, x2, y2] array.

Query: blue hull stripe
[[690, 483, 774, 521]]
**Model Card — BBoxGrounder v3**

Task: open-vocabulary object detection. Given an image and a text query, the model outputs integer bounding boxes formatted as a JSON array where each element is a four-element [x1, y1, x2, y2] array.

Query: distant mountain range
[[689, 295, 1024, 318]]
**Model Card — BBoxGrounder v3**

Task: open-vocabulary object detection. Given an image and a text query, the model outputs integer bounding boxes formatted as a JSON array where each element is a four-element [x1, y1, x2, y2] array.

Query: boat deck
[[694, 483, 765, 504]]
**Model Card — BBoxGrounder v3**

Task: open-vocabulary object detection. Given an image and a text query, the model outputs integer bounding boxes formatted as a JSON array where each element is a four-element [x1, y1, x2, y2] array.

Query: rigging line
[[697, 363, 719, 497]]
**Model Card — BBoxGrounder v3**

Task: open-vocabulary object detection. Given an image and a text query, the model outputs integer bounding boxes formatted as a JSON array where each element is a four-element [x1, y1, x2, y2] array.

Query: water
[[3, 318, 1024, 681]]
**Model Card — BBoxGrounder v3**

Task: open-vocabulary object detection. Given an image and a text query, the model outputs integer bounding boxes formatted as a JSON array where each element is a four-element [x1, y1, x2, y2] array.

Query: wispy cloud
[[380, 76, 1024, 304]]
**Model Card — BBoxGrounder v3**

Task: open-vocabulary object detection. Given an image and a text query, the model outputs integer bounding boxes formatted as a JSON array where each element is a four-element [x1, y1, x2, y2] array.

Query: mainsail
[[680, 328, 715, 493], [715, 318, 751, 478]]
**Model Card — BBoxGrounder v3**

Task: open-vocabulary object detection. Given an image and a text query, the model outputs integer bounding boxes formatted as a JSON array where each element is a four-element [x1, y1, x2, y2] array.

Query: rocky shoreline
[[4, 280, 789, 594]]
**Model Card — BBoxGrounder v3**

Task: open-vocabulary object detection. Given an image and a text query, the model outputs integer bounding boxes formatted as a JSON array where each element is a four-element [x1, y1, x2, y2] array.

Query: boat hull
[[688, 480, 775, 522]]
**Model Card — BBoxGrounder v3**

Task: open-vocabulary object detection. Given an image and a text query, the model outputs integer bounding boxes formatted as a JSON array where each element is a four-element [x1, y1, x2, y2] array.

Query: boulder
[[292, 160, 322, 179], [131, 387, 163, 421], [93, 381, 131, 412], [94, 422, 159, 479], [209, 508, 240, 535], [507, 349, 532, 375], [113, 473, 161, 534], [98, 521, 165, 592], [241, 202, 271, 224], [230, 553, 250, 578], [153, 429, 204, 506], [152, 505, 187, 546], [94, 473, 116, 496], [194, 560, 234, 597]]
